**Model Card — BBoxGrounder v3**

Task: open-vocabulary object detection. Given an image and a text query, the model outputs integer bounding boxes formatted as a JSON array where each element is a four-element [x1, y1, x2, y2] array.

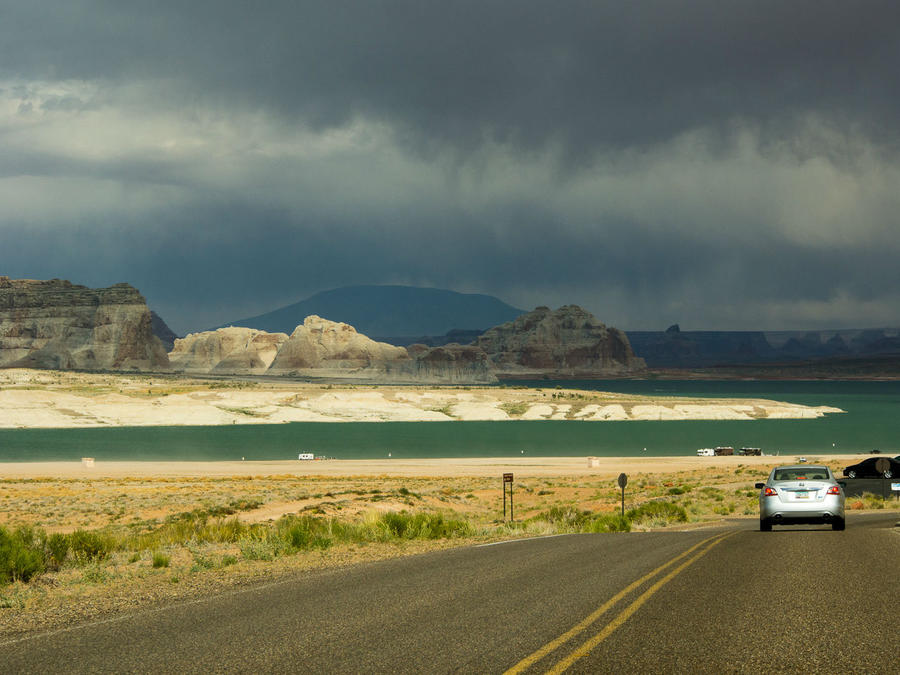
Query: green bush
[[0, 526, 46, 584], [626, 501, 688, 526], [46, 533, 70, 568], [544, 505, 593, 530], [69, 529, 113, 563], [240, 538, 277, 561], [586, 514, 631, 533], [151, 552, 170, 568], [276, 516, 333, 551], [376, 512, 471, 540]]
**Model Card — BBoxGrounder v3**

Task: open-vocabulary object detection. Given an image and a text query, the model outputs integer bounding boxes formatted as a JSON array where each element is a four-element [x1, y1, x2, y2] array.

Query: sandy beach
[[0, 454, 866, 480]]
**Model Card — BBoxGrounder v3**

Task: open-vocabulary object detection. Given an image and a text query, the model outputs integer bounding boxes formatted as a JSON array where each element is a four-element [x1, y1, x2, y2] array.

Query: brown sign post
[[503, 473, 514, 521], [617, 473, 628, 517]]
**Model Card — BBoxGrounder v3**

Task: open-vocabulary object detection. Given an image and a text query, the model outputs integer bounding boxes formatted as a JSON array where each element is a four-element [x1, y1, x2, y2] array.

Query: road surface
[[2, 513, 898, 673]]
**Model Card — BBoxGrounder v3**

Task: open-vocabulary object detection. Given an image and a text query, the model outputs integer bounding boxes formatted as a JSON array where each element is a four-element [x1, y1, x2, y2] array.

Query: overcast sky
[[2, 1, 899, 335]]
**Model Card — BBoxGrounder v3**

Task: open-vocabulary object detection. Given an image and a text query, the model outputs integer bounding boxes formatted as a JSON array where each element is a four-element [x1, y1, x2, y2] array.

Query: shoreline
[[0, 454, 868, 479]]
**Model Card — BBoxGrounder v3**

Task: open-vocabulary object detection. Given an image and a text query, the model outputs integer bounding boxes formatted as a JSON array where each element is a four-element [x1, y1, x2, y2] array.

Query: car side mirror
[[754, 482, 765, 489]]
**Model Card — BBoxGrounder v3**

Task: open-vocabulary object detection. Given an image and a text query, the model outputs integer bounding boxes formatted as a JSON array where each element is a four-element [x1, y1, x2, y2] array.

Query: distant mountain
[[626, 325, 900, 368], [218, 286, 526, 338]]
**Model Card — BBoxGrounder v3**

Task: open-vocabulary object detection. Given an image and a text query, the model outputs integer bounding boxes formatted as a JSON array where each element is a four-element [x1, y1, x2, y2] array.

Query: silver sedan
[[755, 465, 846, 531]]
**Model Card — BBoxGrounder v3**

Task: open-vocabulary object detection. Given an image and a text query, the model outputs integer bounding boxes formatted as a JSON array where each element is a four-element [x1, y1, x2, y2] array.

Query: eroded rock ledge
[[0, 277, 168, 370]]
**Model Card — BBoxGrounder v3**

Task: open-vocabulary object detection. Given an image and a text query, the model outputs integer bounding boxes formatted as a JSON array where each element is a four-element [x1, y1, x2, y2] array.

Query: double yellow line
[[505, 531, 736, 674]]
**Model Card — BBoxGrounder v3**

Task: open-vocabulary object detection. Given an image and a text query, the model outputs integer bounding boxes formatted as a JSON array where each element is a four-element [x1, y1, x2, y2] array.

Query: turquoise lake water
[[0, 380, 898, 461]]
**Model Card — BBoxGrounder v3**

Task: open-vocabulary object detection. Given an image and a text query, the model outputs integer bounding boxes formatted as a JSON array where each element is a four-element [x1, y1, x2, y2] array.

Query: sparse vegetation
[[500, 402, 528, 416], [1, 458, 893, 639]]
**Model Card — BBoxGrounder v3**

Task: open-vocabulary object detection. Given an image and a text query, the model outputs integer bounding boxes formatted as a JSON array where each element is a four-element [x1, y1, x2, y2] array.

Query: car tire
[[832, 518, 845, 531], [846, 470, 857, 478], [884, 470, 893, 479], [760, 518, 772, 532]]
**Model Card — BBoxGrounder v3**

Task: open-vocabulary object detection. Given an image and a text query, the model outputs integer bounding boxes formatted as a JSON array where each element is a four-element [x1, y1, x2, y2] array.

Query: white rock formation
[[266, 315, 410, 374], [169, 327, 288, 374]]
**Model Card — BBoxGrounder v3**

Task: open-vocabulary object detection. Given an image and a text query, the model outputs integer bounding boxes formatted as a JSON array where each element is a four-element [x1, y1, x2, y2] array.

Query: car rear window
[[773, 468, 829, 481]]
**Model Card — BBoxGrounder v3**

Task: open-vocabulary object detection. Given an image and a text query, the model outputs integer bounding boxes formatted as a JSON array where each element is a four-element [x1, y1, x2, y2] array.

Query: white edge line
[[476, 533, 577, 547]]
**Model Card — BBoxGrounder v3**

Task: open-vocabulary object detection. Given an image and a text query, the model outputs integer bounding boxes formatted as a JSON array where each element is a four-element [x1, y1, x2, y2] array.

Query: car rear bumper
[[760, 496, 845, 522]]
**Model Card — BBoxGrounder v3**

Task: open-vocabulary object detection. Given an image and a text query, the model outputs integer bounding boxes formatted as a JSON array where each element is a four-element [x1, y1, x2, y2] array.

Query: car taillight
[[764, 487, 777, 496], [826, 486, 841, 495]]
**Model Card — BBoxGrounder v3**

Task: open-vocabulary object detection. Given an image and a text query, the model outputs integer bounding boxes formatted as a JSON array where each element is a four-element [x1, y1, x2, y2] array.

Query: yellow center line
[[545, 531, 737, 674], [504, 531, 731, 675]]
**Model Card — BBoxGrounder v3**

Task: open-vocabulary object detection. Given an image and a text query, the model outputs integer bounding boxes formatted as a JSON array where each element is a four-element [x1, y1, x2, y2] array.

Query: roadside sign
[[502, 473, 514, 521], [891, 483, 900, 492], [617, 473, 627, 516]]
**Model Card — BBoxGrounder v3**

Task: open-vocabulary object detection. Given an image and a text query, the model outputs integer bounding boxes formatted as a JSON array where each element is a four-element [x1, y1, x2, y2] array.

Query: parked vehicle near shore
[[842, 456, 899, 479]]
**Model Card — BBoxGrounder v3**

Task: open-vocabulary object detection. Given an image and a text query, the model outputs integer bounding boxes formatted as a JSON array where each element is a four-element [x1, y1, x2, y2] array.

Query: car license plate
[[795, 491, 809, 499]]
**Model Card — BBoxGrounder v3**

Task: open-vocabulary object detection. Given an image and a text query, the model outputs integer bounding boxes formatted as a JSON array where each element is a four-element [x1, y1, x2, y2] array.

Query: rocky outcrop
[[0, 277, 169, 370], [266, 315, 410, 375], [169, 326, 288, 374], [474, 305, 645, 376], [394, 343, 497, 383]]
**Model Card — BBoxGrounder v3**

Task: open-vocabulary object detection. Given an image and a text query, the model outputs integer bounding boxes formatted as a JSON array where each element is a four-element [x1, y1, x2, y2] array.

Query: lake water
[[0, 380, 898, 461]]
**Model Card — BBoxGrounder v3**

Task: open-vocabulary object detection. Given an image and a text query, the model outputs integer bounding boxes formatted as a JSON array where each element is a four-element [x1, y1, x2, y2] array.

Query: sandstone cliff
[[266, 315, 411, 375], [0, 277, 169, 370], [169, 326, 288, 374], [391, 343, 497, 383], [474, 305, 645, 376]]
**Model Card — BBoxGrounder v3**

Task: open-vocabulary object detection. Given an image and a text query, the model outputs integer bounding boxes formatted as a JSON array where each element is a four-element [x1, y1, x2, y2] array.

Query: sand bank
[[0, 454, 866, 480], [0, 369, 843, 429]]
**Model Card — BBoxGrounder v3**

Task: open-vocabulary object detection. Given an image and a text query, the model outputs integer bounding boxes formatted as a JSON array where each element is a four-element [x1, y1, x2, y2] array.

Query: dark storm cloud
[[4, 1, 899, 157], [2, 1, 900, 333]]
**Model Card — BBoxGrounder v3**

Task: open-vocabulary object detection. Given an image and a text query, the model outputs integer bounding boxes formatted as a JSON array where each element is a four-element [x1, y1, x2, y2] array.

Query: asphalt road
[[2, 513, 898, 673]]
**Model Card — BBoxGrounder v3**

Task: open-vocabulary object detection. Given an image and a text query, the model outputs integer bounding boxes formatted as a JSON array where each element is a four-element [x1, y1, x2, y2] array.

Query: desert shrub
[[376, 511, 471, 540], [544, 505, 593, 530], [275, 515, 334, 551], [46, 533, 70, 568], [80, 562, 110, 583], [859, 493, 886, 510], [586, 514, 631, 533], [152, 552, 170, 568], [240, 538, 278, 561], [69, 529, 113, 563], [0, 526, 46, 584], [206, 499, 262, 517], [130, 514, 249, 550], [626, 501, 688, 526]]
